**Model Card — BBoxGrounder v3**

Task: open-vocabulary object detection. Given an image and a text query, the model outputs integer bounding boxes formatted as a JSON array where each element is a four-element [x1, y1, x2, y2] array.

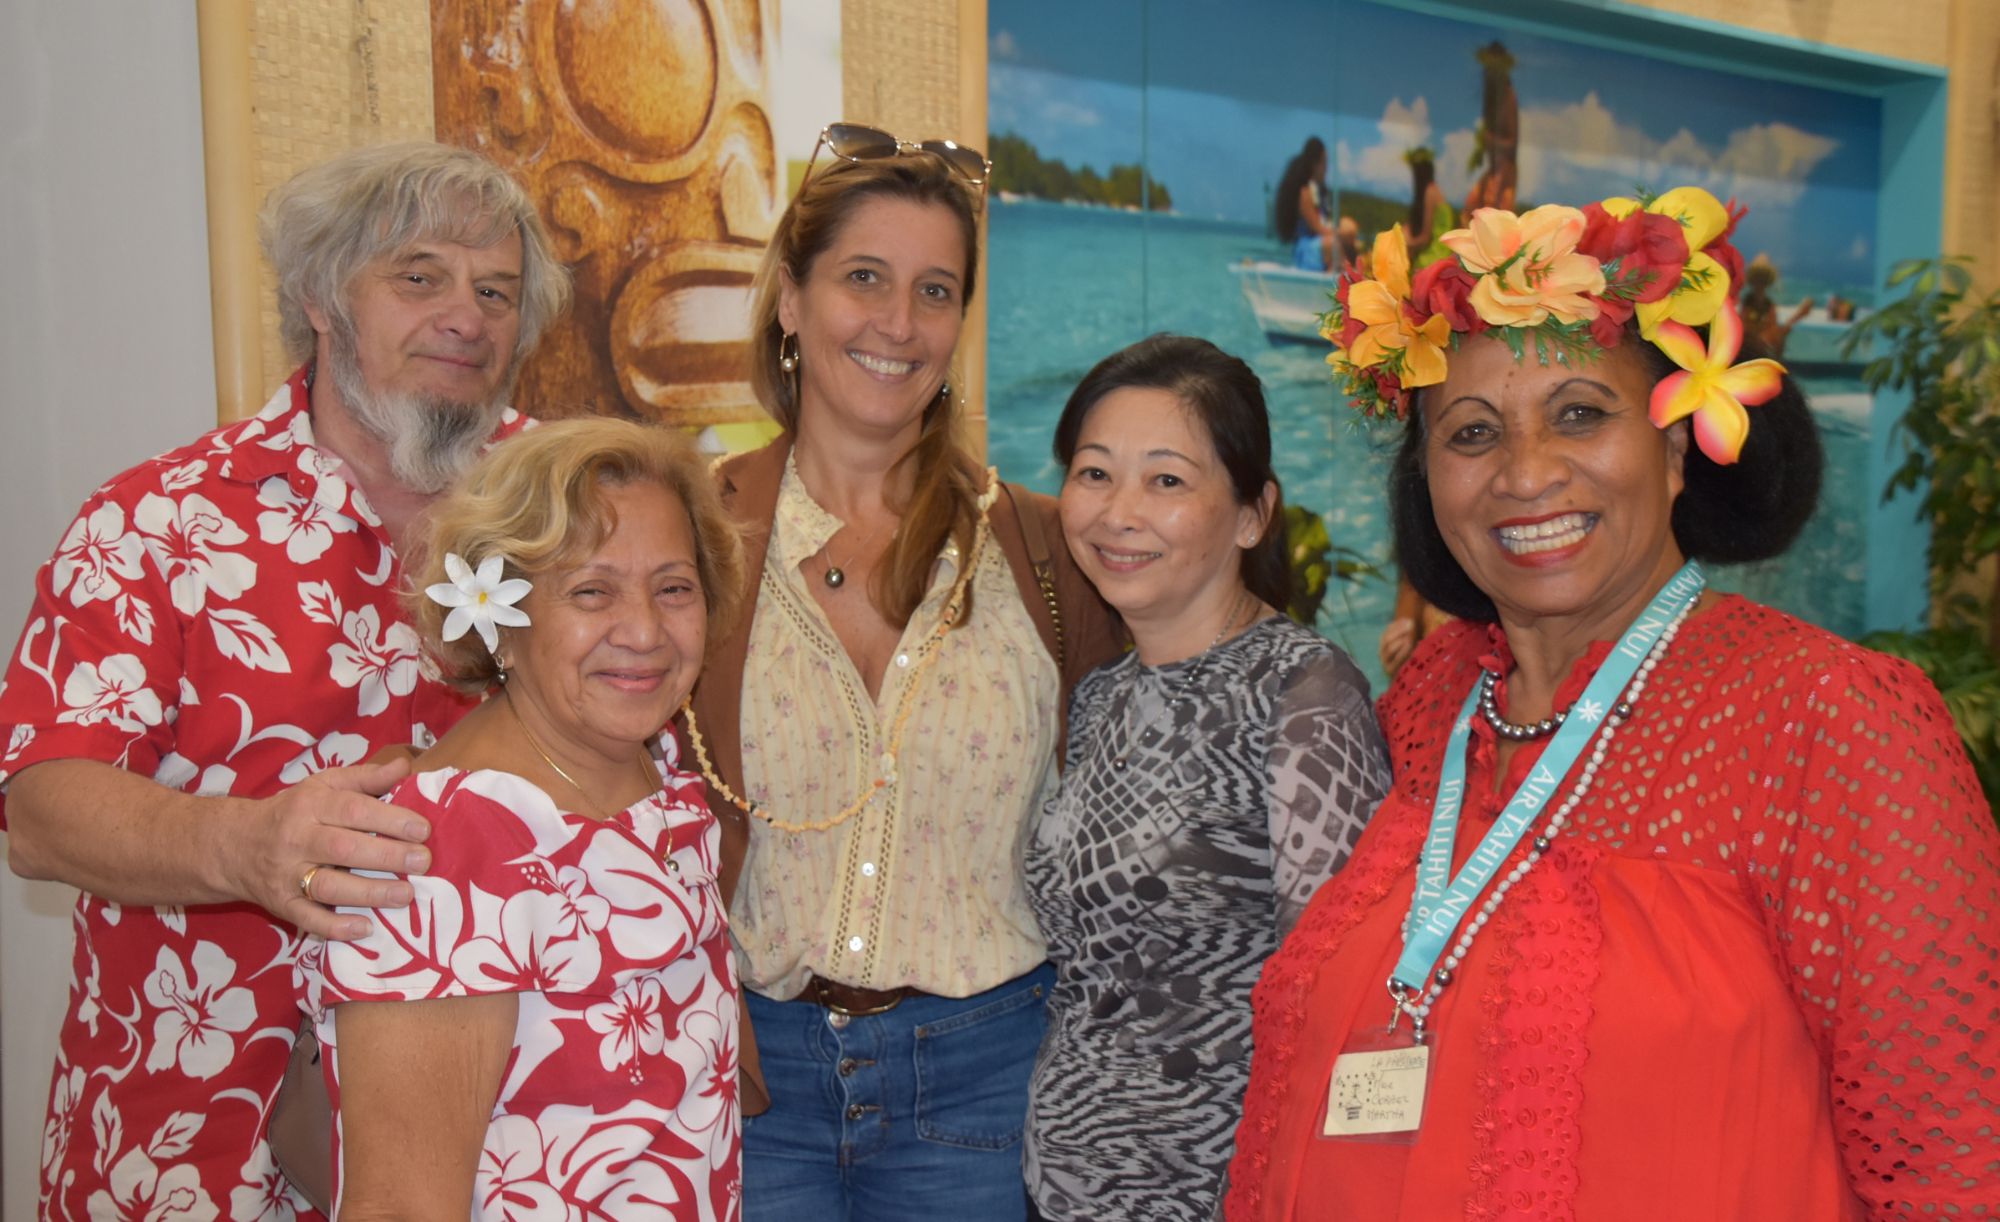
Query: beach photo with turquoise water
[[985, 0, 1885, 688]]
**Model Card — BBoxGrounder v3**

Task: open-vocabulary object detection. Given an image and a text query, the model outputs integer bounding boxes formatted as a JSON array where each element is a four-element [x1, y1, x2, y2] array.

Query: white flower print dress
[[297, 750, 740, 1220]]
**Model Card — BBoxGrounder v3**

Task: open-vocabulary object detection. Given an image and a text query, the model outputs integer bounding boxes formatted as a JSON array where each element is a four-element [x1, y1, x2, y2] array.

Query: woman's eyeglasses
[[803, 122, 991, 194]]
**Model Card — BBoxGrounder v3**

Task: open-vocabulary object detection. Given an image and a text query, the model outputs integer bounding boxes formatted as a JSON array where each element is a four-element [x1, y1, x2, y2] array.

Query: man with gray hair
[[0, 141, 569, 1218]]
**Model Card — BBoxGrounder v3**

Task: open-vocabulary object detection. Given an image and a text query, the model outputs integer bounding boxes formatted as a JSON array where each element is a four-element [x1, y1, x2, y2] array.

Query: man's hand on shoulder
[[213, 756, 432, 941], [6, 756, 434, 941]]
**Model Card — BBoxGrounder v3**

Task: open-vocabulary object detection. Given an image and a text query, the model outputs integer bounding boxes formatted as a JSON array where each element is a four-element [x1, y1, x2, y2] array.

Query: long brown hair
[[748, 154, 984, 626]]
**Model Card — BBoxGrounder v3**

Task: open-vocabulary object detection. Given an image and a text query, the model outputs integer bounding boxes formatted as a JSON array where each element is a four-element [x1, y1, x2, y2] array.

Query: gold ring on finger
[[299, 865, 324, 901]]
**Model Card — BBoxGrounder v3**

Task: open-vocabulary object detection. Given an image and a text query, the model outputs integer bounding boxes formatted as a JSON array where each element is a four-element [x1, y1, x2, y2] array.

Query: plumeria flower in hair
[[1597, 187, 1742, 337], [426, 552, 532, 654], [1648, 299, 1786, 465]]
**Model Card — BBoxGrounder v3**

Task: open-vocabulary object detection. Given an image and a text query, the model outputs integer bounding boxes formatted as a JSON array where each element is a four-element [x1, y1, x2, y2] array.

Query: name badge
[[1320, 1044, 1429, 1140]]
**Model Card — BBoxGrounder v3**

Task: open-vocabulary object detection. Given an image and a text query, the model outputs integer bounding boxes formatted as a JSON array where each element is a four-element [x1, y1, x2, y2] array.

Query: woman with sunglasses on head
[[1224, 193, 2000, 1219], [677, 123, 1122, 1220], [1024, 335, 1391, 1221]]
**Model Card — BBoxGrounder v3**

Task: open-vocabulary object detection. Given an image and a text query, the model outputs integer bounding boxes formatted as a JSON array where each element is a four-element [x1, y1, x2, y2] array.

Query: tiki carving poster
[[432, 0, 839, 430]]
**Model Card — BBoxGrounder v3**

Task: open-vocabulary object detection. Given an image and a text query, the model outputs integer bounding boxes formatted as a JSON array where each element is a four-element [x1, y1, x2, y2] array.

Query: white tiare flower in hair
[[426, 552, 532, 654]]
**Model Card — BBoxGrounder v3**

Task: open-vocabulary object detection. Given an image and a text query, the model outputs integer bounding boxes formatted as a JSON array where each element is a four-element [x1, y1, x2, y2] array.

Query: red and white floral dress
[[0, 368, 521, 1220], [297, 754, 741, 1221]]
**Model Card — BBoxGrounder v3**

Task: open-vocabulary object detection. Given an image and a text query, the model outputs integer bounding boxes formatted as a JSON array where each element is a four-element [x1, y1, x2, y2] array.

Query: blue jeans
[[742, 963, 1055, 1222]]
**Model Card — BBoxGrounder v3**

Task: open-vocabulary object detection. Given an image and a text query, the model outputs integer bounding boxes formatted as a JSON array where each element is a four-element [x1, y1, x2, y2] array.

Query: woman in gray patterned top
[[1025, 335, 1392, 1220]]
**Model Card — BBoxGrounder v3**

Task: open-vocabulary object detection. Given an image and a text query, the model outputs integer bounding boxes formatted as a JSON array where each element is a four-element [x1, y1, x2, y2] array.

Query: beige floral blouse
[[731, 458, 1061, 999]]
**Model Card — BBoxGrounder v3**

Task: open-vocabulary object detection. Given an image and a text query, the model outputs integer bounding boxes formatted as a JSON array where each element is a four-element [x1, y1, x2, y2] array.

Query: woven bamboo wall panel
[[1618, 0, 1949, 65], [1943, 1, 2000, 280], [248, 0, 435, 393], [432, 0, 781, 426], [840, 0, 990, 441], [842, 0, 963, 141]]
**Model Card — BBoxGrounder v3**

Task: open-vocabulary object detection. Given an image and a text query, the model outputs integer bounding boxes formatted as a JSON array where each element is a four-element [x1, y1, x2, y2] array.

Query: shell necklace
[[684, 468, 1000, 833]]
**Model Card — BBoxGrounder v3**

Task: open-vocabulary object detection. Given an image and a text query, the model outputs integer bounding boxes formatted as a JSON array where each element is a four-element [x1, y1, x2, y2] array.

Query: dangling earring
[[779, 332, 801, 404], [493, 651, 510, 683], [938, 380, 951, 401]]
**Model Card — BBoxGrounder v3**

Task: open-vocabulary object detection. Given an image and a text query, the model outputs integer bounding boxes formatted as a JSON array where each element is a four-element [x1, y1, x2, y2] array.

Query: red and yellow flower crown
[[1325, 185, 1786, 464]]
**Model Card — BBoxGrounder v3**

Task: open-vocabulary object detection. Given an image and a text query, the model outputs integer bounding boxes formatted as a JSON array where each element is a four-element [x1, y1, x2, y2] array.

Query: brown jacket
[[673, 436, 1123, 1115]]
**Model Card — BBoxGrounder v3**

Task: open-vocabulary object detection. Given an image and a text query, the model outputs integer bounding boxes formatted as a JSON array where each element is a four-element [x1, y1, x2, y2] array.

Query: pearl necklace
[[1392, 596, 1691, 1040], [1478, 670, 1568, 741]]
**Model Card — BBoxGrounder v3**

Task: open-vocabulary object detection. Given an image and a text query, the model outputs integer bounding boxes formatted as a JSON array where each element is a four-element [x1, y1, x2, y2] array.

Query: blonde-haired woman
[[676, 124, 1121, 1219], [297, 417, 745, 1219]]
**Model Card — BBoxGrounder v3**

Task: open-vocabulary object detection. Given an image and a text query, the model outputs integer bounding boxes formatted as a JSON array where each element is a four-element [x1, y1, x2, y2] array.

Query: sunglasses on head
[[803, 122, 991, 194]]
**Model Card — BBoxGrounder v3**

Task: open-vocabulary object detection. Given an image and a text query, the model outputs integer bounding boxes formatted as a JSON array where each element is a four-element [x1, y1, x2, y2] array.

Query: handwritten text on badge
[[1322, 1045, 1429, 1137]]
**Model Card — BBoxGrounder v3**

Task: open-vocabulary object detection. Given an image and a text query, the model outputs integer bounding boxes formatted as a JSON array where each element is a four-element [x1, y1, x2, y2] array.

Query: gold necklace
[[505, 688, 658, 818], [683, 469, 999, 834]]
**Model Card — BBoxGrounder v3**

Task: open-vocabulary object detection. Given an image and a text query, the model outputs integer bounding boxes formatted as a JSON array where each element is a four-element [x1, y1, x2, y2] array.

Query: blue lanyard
[[1391, 562, 1706, 993]]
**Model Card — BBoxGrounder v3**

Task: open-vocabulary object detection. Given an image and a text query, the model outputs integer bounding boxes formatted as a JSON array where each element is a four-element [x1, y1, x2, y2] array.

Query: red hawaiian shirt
[[0, 367, 524, 1221]]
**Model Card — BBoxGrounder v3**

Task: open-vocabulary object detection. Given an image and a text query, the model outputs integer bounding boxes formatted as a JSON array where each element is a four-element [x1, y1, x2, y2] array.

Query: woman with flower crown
[[674, 125, 1122, 1219], [1224, 189, 2000, 1219], [293, 417, 746, 1218]]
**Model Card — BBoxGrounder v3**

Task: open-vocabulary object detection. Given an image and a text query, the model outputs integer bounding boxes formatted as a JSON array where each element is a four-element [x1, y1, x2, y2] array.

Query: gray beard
[[326, 327, 511, 495]]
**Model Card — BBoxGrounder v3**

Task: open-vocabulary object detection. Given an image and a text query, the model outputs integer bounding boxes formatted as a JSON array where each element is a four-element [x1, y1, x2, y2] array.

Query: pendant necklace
[[820, 525, 881, 591]]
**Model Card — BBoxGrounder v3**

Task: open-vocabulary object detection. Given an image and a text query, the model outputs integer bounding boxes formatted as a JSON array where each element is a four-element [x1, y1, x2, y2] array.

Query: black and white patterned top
[[1024, 615, 1391, 1221]]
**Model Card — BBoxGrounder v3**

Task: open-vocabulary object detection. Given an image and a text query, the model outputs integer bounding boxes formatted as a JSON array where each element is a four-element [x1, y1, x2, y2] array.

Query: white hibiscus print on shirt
[[228, 1140, 303, 1222], [474, 1111, 686, 1219], [133, 491, 257, 616], [278, 731, 369, 784], [327, 606, 420, 717], [153, 752, 238, 797], [142, 942, 255, 1081], [672, 1003, 738, 1148], [56, 654, 163, 732], [255, 478, 354, 564], [453, 889, 604, 994], [41, 1066, 87, 1180], [88, 1145, 219, 1222], [586, 977, 667, 1074], [52, 501, 145, 607], [550, 864, 612, 935]]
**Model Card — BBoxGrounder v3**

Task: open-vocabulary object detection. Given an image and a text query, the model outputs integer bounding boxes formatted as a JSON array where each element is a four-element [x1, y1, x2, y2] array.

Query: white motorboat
[[1231, 260, 1340, 346]]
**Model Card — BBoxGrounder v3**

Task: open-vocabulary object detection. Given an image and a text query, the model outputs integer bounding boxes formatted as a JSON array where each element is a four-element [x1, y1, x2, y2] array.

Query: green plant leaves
[[1282, 504, 1379, 628]]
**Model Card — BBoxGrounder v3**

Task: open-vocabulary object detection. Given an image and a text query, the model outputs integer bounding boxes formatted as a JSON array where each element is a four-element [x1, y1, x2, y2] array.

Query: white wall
[[0, 5, 216, 1214]]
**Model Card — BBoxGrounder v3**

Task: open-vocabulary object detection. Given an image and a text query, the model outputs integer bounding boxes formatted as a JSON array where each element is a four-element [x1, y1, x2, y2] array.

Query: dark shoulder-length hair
[[1391, 328, 1824, 622], [1053, 334, 1292, 611], [747, 153, 984, 627]]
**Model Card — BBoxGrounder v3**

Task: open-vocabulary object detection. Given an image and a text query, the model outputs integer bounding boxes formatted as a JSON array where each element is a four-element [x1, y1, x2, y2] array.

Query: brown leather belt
[[805, 974, 926, 1017]]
